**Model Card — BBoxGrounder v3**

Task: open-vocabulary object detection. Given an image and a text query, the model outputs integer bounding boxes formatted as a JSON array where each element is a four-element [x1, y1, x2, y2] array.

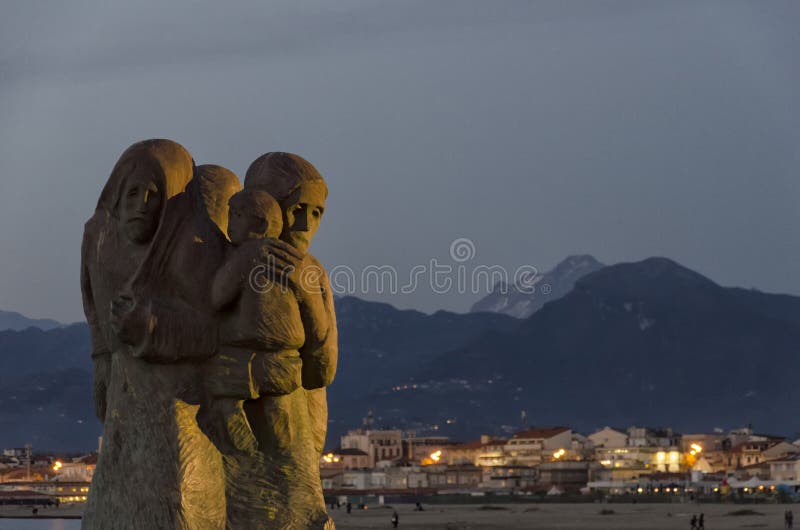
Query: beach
[[0, 502, 795, 529], [328, 502, 793, 529]]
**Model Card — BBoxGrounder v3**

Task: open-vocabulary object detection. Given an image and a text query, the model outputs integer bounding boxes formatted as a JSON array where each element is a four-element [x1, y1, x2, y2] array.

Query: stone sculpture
[[81, 142, 337, 530]]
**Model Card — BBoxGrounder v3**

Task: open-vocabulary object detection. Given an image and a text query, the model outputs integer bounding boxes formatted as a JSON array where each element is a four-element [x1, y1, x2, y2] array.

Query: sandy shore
[[1, 502, 795, 528], [329, 503, 795, 529]]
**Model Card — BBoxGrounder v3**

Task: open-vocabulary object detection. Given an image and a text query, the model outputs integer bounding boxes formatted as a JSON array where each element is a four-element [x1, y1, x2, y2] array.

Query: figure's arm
[[122, 295, 219, 362], [80, 227, 110, 422], [298, 258, 338, 389], [111, 284, 220, 362], [112, 226, 227, 363], [211, 248, 247, 311]]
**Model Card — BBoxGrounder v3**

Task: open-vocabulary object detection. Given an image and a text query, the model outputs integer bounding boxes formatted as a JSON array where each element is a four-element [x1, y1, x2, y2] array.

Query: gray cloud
[[0, 0, 798, 321]]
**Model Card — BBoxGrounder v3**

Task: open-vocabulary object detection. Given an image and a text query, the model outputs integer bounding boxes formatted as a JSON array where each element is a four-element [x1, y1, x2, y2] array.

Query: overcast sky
[[0, 0, 798, 322]]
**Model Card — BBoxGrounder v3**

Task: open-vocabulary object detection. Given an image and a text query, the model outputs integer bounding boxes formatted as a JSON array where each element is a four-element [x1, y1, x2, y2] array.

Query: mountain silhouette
[[1, 257, 797, 450], [470, 254, 604, 318]]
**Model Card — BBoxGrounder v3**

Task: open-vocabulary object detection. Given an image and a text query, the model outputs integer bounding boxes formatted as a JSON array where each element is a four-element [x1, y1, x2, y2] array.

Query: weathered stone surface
[[202, 153, 337, 529], [81, 143, 337, 529]]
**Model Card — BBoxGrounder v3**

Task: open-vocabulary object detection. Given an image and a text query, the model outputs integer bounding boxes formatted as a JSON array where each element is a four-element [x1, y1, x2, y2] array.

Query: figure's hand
[[109, 293, 149, 347], [252, 353, 302, 396], [248, 238, 305, 292]]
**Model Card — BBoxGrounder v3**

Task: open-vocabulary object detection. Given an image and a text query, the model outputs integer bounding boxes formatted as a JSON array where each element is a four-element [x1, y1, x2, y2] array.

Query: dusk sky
[[1, 0, 798, 323]]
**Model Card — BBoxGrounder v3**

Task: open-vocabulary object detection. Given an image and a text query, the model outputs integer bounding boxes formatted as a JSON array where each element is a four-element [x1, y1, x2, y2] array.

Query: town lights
[[687, 442, 703, 466], [52, 461, 63, 472], [552, 448, 566, 460], [420, 450, 443, 466], [322, 453, 339, 464]]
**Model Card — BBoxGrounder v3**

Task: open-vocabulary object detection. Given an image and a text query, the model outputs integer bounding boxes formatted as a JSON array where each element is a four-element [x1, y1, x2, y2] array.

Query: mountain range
[[0, 310, 62, 332], [470, 254, 604, 318], [1, 256, 799, 451]]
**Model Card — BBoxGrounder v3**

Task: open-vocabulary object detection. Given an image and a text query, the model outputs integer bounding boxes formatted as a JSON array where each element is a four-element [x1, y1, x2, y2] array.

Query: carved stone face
[[281, 181, 326, 253], [119, 165, 163, 244], [227, 204, 267, 246]]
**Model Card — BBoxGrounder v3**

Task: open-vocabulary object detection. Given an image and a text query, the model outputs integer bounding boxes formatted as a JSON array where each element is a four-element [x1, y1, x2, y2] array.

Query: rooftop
[[513, 427, 570, 440]]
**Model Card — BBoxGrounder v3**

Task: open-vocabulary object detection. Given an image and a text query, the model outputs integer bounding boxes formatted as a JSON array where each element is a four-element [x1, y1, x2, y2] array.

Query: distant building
[[476, 437, 509, 467], [589, 471, 692, 496], [734, 460, 771, 481], [320, 448, 369, 470], [341, 429, 403, 467], [442, 436, 508, 467], [53, 454, 97, 483], [538, 461, 592, 492], [505, 427, 571, 466], [680, 433, 725, 454], [0, 465, 56, 483], [769, 454, 800, 482], [443, 439, 483, 466], [761, 441, 799, 462], [594, 445, 684, 475], [651, 448, 685, 473], [320, 468, 344, 490], [588, 427, 627, 449], [570, 432, 594, 460], [627, 427, 680, 448], [481, 465, 537, 490], [426, 465, 482, 489], [404, 435, 449, 463], [0, 456, 20, 470], [725, 440, 780, 469], [0, 481, 90, 503], [385, 465, 428, 489], [340, 469, 387, 490], [1, 448, 29, 468]]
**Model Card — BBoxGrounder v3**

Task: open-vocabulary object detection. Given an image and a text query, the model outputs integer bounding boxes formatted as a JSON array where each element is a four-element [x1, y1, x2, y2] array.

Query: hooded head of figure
[[97, 139, 194, 245], [243, 152, 328, 253], [193, 164, 243, 238]]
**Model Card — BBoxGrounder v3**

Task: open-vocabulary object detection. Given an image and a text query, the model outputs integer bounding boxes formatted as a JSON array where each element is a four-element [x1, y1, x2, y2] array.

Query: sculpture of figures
[[81, 139, 193, 422], [81, 143, 338, 530], [201, 153, 337, 529], [81, 140, 229, 530], [237, 152, 338, 529]]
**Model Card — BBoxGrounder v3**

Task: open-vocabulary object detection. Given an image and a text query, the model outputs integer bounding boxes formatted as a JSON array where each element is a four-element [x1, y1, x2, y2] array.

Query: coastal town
[[3, 419, 800, 509]]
